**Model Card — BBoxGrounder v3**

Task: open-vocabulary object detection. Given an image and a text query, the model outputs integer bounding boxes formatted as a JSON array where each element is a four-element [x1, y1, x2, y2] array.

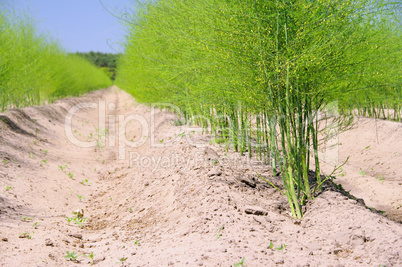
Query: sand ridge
[[0, 87, 401, 266]]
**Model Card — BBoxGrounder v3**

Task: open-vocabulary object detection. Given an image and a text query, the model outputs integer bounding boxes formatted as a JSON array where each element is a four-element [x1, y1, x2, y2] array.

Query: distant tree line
[[73, 51, 121, 80]]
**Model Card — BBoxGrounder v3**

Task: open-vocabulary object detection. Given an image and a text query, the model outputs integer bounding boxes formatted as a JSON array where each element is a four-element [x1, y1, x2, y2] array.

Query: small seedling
[[159, 139, 164, 143], [364, 145, 371, 150], [376, 175, 384, 183], [134, 240, 140, 245], [275, 244, 287, 250], [178, 131, 186, 137], [76, 194, 86, 202], [233, 257, 245, 267], [95, 128, 109, 149], [65, 217, 74, 224], [21, 216, 33, 222], [73, 208, 84, 218], [42, 159, 47, 164], [216, 225, 224, 240], [81, 179, 92, 185], [33, 140, 38, 145], [5, 186, 12, 191], [43, 150, 48, 155], [59, 164, 68, 171], [2, 159, 8, 164], [358, 168, 366, 176], [29, 153, 35, 159], [66, 209, 86, 227], [19, 231, 34, 239], [68, 172, 74, 179], [117, 257, 128, 265], [65, 251, 81, 262], [84, 252, 94, 264], [129, 207, 133, 213], [74, 217, 87, 228], [32, 222, 39, 229], [269, 241, 286, 250]]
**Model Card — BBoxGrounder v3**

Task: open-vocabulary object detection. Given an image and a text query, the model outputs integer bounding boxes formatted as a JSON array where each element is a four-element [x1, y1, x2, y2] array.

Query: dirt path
[[0, 87, 401, 266]]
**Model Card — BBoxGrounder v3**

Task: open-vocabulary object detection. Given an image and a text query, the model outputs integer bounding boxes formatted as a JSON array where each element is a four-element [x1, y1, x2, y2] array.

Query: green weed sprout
[[376, 175, 385, 183], [81, 179, 92, 185], [68, 172, 74, 179], [269, 241, 287, 251], [84, 252, 94, 264], [66, 209, 86, 228], [65, 217, 74, 224], [216, 225, 224, 240], [59, 164, 68, 171], [95, 128, 109, 149], [233, 257, 245, 267], [19, 232, 34, 239], [76, 194, 86, 202], [75, 217, 86, 228], [117, 257, 128, 265], [65, 251, 81, 262], [21, 216, 33, 222], [275, 244, 287, 251]]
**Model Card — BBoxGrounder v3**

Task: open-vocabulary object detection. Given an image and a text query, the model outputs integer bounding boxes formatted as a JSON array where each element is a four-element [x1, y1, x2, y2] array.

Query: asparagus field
[[0, 0, 401, 266], [117, 0, 402, 217]]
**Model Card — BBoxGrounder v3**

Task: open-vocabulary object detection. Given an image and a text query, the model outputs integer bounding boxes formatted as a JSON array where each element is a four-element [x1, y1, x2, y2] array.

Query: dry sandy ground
[[0, 87, 401, 266]]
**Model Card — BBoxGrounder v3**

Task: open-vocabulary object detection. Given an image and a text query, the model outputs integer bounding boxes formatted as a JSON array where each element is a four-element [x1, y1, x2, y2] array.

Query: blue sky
[[9, 0, 133, 54]]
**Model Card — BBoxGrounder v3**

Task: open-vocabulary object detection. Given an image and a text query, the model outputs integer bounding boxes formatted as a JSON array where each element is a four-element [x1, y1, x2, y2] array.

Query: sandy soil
[[0, 87, 401, 266]]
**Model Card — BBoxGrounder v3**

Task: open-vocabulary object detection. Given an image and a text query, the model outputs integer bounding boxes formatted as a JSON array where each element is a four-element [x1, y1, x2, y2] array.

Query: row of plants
[[116, 0, 401, 218], [0, 9, 112, 112], [73, 51, 121, 80]]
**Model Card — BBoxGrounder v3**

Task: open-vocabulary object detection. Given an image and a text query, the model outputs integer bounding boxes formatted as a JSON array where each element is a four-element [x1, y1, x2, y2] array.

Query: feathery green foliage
[[117, 0, 401, 218], [0, 9, 112, 112]]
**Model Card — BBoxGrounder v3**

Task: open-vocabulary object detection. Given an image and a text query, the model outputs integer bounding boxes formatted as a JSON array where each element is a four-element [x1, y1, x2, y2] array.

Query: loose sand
[[0, 87, 401, 266]]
